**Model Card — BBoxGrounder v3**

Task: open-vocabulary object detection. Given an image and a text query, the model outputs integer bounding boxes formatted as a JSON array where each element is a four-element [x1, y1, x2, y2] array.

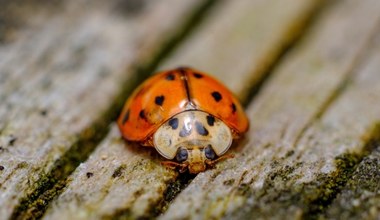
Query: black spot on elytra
[[211, 91, 222, 102], [166, 73, 175, 80], [168, 118, 179, 129], [122, 110, 130, 124], [231, 103, 236, 113], [86, 172, 94, 178], [155, 95, 165, 106], [207, 115, 215, 126], [139, 110, 146, 120], [195, 121, 209, 136], [193, 73, 203, 78], [179, 125, 192, 137], [0, 166, 4, 171]]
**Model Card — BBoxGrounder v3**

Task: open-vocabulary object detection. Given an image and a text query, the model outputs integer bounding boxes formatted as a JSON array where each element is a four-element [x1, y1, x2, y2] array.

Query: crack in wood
[[241, 1, 327, 107], [311, 123, 380, 218], [324, 143, 380, 219], [293, 17, 380, 148]]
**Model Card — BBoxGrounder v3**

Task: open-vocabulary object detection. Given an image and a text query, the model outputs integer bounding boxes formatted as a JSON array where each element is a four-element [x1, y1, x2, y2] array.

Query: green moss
[[325, 149, 380, 219], [16, 161, 28, 169], [102, 208, 134, 220], [226, 152, 363, 219], [323, 124, 380, 219], [230, 114, 380, 219], [306, 153, 361, 217], [150, 172, 195, 218], [112, 165, 127, 178], [223, 179, 235, 186]]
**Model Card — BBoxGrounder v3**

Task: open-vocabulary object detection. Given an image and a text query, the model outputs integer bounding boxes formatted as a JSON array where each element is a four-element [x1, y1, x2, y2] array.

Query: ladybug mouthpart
[[161, 153, 234, 174]]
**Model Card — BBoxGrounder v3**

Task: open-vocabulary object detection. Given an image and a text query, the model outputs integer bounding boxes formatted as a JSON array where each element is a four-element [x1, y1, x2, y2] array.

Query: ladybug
[[117, 67, 249, 174]]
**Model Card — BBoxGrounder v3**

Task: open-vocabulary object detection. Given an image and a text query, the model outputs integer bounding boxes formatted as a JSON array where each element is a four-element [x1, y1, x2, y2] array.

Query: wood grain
[[2, 0, 379, 219], [323, 32, 380, 220], [160, 0, 322, 101], [43, 0, 323, 219], [0, 0, 204, 219], [160, 0, 380, 219]]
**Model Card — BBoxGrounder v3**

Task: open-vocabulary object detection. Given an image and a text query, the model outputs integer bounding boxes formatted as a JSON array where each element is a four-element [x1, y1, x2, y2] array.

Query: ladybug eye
[[205, 145, 216, 160], [176, 148, 188, 162]]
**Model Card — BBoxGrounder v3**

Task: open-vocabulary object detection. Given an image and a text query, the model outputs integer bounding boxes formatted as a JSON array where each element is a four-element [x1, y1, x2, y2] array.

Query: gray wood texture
[[0, 0, 205, 219], [160, 0, 380, 219], [43, 1, 323, 219]]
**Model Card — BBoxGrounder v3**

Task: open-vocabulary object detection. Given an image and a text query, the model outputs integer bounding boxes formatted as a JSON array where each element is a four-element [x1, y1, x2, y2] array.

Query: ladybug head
[[161, 146, 233, 174], [153, 110, 234, 174]]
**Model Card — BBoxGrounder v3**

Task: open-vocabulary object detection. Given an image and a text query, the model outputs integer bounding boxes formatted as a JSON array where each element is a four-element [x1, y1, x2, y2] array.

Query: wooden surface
[[0, 0, 207, 219], [1, 0, 380, 219]]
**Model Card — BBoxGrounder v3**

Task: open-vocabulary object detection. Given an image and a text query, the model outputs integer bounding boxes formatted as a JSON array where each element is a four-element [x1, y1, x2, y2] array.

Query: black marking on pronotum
[[193, 73, 203, 78], [179, 125, 192, 137], [195, 121, 209, 136], [168, 118, 179, 129], [176, 148, 188, 162], [166, 73, 175, 80], [155, 95, 165, 106], [139, 110, 146, 120], [205, 145, 216, 160], [231, 103, 236, 113], [206, 115, 215, 126], [211, 91, 222, 102], [122, 110, 130, 124]]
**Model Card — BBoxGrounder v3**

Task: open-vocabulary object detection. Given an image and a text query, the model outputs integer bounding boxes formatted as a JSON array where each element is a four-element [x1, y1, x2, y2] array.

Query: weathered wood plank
[[43, 126, 174, 220], [160, 0, 322, 101], [159, 0, 380, 219], [326, 148, 380, 220], [42, 0, 323, 219], [0, 1, 205, 219], [323, 34, 380, 219]]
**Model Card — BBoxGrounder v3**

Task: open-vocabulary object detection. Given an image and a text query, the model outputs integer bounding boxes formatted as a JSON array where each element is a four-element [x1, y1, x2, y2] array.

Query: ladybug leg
[[161, 161, 188, 172], [140, 136, 154, 147], [231, 129, 241, 139], [179, 164, 189, 173], [206, 154, 235, 167]]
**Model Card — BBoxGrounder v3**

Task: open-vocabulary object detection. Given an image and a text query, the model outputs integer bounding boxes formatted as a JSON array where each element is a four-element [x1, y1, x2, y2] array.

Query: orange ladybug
[[117, 67, 249, 174]]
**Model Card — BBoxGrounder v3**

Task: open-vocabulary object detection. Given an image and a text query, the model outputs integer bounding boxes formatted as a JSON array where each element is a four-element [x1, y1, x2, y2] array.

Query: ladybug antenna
[[206, 154, 235, 167]]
